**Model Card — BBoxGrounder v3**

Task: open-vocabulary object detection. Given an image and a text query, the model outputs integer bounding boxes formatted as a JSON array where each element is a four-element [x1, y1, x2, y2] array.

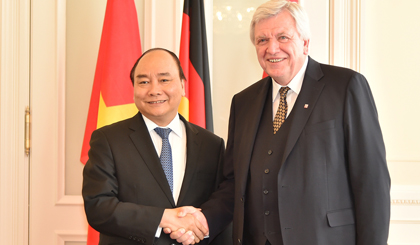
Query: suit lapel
[[177, 116, 200, 205], [129, 113, 175, 206], [237, 78, 272, 184], [281, 57, 325, 165]]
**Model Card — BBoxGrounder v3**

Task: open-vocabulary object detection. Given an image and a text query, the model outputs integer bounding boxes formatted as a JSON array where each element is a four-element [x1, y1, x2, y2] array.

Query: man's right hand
[[160, 206, 208, 244], [162, 206, 209, 245]]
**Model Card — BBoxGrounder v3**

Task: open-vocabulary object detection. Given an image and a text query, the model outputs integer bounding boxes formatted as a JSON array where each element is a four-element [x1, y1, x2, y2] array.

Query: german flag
[[80, 0, 141, 243], [178, 0, 213, 131]]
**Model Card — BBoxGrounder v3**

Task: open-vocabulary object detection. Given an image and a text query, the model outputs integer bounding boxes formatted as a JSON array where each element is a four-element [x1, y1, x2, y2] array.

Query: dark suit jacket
[[82, 113, 231, 245], [203, 57, 390, 245]]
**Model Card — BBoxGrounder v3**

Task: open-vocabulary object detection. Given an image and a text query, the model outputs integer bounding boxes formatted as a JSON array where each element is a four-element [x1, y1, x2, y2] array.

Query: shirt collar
[[142, 113, 183, 138], [272, 56, 308, 102]]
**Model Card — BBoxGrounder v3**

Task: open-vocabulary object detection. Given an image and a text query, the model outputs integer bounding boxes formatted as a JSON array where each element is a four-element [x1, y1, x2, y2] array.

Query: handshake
[[160, 206, 209, 245]]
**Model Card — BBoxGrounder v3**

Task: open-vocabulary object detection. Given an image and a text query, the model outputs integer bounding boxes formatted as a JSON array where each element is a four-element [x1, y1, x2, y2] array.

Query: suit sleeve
[[344, 73, 391, 244], [201, 98, 236, 242], [82, 129, 163, 245]]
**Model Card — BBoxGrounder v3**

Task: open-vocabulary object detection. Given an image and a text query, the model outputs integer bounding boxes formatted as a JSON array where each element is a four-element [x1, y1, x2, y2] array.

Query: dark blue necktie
[[154, 127, 173, 193]]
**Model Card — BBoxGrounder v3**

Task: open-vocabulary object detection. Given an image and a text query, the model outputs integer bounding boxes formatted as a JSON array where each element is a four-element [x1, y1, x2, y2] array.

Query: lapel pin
[[304, 104, 309, 109]]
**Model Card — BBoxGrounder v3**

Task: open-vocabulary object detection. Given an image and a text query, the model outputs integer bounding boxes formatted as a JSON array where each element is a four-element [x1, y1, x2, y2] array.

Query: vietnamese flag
[[179, 0, 213, 131], [263, 71, 269, 78], [80, 0, 142, 244]]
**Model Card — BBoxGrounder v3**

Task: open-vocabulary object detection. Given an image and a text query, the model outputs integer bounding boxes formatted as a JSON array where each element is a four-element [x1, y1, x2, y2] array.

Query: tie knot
[[279, 86, 290, 96], [154, 127, 172, 139]]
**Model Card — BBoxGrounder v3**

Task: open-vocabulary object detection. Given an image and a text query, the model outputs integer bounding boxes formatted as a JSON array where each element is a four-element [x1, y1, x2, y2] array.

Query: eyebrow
[[255, 35, 268, 40], [136, 74, 148, 79], [136, 72, 171, 79], [157, 72, 171, 76], [275, 32, 291, 37], [256, 31, 290, 38]]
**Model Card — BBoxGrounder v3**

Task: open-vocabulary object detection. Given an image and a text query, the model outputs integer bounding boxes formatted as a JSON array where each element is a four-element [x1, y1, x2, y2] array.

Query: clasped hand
[[160, 206, 208, 245]]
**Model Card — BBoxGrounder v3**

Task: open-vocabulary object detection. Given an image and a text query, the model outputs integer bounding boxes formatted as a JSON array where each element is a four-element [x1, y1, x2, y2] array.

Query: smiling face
[[254, 10, 309, 86], [133, 50, 185, 126]]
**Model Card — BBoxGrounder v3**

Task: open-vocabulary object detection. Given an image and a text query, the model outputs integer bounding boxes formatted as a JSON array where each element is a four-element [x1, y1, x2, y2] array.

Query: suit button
[[240, 197, 244, 202], [264, 169, 270, 174], [263, 189, 269, 194], [268, 150, 273, 155], [238, 238, 242, 244], [265, 211, 270, 215]]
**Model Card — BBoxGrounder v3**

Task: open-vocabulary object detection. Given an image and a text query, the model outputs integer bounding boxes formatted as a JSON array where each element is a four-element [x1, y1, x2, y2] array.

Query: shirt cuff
[[155, 226, 162, 238]]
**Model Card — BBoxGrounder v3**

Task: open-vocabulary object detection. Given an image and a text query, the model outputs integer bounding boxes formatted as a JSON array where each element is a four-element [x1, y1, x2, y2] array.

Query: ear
[[303, 39, 310, 55], [181, 79, 186, 97]]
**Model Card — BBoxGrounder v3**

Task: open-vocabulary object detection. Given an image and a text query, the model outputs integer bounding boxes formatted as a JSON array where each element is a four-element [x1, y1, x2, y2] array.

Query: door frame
[[0, 0, 31, 244]]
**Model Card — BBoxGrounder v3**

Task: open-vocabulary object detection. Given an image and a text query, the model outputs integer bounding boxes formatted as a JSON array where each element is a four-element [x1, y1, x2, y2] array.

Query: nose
[[266, 39, 279, 55], [148, 80, 162, 96]]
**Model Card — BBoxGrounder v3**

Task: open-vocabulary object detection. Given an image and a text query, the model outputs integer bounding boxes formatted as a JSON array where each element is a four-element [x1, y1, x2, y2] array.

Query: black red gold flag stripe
[[179, 0, 213, 131]]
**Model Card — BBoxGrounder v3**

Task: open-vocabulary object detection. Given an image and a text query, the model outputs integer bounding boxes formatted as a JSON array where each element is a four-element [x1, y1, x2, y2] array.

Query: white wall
[[361, 0, 420, 186], [361, 1, 420, 243]]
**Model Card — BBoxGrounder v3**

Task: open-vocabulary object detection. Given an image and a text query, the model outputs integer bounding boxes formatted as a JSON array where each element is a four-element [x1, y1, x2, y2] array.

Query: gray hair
[[250, 0, 311, 45]]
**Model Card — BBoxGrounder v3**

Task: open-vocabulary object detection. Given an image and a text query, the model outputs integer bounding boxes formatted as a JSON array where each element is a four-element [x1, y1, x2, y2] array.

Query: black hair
[[129, 48, 186, 85]]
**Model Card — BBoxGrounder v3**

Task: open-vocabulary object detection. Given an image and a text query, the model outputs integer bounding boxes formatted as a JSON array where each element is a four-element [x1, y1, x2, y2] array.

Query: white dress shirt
[[142, 114, 187, 238], [142, 113, 187, 204], [272, 56, 309, 120]]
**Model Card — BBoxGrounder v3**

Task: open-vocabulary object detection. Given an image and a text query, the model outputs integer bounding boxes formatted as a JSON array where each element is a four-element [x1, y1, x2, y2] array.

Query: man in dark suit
[[82, 48, 232, 245], [178, 0, 390, 244]]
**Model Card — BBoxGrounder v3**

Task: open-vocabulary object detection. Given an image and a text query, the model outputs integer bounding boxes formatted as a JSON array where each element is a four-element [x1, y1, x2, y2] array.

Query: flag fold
[[80, 0, 142, 244]]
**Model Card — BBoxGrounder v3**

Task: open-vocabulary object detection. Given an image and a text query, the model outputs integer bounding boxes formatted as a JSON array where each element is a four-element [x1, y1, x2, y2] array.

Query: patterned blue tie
[[154, 127, 173, 193]]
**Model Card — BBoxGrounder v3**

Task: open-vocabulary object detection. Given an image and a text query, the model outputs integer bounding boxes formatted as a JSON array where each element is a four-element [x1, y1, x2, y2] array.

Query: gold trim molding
[[391, 199, 420, 205]]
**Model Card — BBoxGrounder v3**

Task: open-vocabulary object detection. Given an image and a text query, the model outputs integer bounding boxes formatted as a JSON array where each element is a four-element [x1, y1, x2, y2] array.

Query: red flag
[[179, 0, 213, 131], [262, 0, 298, 79], [263, 71, 269, 79], [80, 0, 141, 244]]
